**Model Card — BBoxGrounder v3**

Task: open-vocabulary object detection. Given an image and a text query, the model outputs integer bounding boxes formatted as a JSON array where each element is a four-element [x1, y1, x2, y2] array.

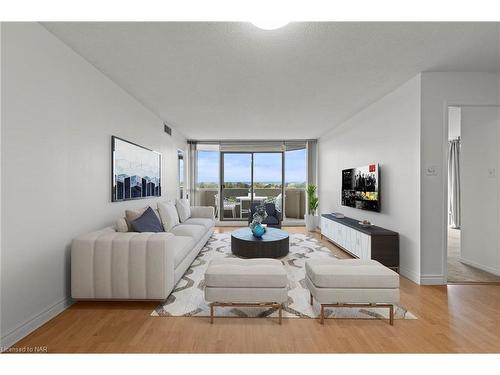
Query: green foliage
[[253, 182, 279, 188], [285, 182, 306, 189], [224, 182, 251, 188], [197, 182, 219, 188], [306, 184, 319, 215]]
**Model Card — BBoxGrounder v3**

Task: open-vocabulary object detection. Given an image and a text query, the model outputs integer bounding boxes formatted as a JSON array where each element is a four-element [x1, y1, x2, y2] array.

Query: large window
[[196, 148, 219, 211], [285, 148, 307, 189], [197, 150, 219, 189], [193, 141, 313, 222]]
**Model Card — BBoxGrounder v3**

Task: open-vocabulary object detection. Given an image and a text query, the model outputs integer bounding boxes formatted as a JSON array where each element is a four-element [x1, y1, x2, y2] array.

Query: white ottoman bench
[[305, 259, 400, 325], [204, 258, 288, 324]]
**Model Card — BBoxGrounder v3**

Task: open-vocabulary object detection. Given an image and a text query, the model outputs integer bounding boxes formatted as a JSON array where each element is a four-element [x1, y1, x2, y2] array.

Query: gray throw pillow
[[125, 206, 161, 231], [130, 207, 164, 233]]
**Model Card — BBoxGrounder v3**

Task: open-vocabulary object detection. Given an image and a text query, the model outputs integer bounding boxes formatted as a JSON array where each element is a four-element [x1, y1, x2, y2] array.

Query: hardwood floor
[[10, 227, 500, 353]]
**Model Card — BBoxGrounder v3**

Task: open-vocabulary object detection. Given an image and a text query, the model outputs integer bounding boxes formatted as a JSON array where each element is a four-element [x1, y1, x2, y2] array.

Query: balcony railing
[[195, 187, 305, 219]]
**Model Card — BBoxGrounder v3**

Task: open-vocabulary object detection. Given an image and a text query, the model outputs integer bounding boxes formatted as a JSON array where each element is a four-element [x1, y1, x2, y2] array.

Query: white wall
[[1, 23, 187, 348], [460, 106, 500, 275], [318, 75, 421, 283], [420, 72, 500, 284]]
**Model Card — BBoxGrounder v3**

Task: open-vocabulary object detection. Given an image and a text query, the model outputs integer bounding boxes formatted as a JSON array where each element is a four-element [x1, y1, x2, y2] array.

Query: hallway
[[447, 228, 500, 283]]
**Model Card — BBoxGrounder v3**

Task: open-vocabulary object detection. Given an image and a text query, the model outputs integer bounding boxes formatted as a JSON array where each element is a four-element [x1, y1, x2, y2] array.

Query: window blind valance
[[219, 141, 285, 152], [215, 141, 308, 152]]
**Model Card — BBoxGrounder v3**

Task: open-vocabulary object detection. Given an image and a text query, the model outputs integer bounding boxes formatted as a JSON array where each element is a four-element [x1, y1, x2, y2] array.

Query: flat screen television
[[341, 164, 380, 212]]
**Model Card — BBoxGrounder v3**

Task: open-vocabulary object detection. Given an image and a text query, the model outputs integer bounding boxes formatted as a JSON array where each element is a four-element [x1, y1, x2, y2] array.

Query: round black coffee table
[[231, 227, 289, 258]]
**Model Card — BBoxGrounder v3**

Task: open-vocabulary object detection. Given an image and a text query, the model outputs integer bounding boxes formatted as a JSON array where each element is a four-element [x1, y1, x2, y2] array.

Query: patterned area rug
[[152, 232, 417, 321]]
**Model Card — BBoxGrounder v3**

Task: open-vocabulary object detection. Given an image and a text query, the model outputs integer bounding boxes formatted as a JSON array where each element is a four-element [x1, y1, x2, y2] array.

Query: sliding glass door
[[220, 152, 283, 221], [253, 152, 283, 218], [193, 141, 312, 223], [221, 153, 252, 220]]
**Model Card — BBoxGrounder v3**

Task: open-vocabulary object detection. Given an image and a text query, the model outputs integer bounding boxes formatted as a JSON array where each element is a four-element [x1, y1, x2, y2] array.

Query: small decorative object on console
[[332, 212, 345, 218], [358, 219, 373, 227], [249, 202, 268, 238]]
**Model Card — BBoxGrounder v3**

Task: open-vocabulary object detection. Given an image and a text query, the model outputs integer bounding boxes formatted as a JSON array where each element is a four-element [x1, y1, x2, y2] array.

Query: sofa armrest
[[71, 229, 176, 300], [190, 206, 215, 219]]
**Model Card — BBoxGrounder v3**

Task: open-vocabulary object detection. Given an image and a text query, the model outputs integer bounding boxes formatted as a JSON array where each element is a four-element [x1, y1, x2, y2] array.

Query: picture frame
[[111, 136, 162, 202]]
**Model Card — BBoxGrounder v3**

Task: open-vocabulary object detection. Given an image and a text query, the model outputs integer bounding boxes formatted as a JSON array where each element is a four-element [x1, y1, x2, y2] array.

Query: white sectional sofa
[[71, 204, 215, 301]]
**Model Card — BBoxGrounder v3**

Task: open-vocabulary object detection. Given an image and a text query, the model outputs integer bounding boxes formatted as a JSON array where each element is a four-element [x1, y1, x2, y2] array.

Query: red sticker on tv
[[369, 164, 376, 172]]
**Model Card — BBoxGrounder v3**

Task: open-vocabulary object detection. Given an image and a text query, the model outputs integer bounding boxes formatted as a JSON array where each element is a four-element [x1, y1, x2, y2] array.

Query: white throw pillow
[[175, 198, 191, 223], [275, 193, 283, 213], [158, 201, 180, 231], [115, 217, 129, 232]]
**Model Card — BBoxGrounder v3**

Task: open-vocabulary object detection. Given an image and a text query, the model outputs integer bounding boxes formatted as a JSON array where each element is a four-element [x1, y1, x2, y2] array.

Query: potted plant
[[305, 184, 319, 231]]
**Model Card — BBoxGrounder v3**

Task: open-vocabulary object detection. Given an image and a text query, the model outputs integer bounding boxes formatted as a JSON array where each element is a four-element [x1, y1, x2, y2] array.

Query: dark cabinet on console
[[320, 214, 399, 272]]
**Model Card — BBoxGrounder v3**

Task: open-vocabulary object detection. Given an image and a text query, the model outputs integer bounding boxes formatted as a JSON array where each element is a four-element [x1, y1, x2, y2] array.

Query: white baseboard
[[399, 266, 420, 284], [1, 297, 73, 351], [420, 274, 446, 285], [389, 266, 445, 285], [458, 257, 500, 276]]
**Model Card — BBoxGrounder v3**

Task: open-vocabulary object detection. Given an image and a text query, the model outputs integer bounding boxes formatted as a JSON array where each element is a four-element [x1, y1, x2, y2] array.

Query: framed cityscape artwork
[[111, 136, 162, 202]]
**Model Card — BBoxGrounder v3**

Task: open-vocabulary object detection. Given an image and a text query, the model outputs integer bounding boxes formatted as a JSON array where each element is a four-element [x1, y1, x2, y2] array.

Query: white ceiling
[[43, 22, 500, 140]]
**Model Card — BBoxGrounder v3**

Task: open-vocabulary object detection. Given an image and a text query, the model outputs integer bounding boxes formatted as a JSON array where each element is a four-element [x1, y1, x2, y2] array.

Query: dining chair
[[215, 193, 236, 219]]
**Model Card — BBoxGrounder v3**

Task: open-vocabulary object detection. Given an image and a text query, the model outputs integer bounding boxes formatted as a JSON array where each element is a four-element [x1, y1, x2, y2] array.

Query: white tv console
[[320, 214, 399, 271]]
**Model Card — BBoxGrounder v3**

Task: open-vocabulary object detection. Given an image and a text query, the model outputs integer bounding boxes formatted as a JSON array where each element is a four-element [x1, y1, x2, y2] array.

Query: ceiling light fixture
[[251, 20, 289, 30]]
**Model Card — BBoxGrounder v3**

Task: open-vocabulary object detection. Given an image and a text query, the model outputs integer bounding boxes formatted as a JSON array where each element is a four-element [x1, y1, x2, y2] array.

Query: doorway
[[177, 149, 185, 199], [446, 106, 500, 283]]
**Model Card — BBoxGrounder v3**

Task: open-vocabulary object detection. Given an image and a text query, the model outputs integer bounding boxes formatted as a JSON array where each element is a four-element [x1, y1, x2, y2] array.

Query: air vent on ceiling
[[164, 123, 172, 136]]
